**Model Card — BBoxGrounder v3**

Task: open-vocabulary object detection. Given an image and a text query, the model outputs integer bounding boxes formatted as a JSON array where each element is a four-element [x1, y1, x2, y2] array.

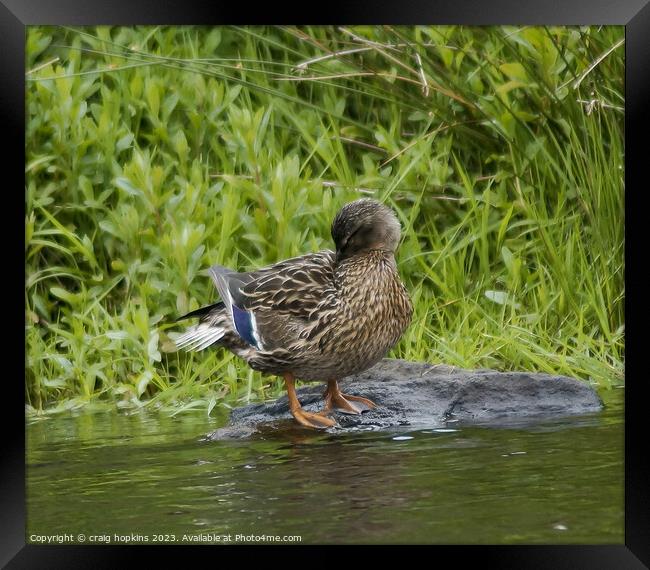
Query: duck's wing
[[239, 250, 337, 315], [208, 250, 337, 350]]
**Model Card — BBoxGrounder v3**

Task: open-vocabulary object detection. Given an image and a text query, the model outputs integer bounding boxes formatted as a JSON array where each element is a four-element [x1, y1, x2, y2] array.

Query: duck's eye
[[344, 225, 363, 247]]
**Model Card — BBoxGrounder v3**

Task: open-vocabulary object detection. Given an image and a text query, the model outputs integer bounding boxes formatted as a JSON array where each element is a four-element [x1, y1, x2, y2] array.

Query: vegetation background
[[25, 26, 625, 416]]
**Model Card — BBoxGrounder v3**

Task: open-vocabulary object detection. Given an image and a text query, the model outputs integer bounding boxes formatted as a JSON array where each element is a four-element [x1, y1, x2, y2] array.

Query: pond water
[[26, 389, 623, 545]]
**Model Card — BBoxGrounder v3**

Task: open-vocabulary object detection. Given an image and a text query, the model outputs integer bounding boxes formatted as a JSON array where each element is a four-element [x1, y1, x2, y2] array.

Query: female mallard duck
[[175, 198, 413, 428]]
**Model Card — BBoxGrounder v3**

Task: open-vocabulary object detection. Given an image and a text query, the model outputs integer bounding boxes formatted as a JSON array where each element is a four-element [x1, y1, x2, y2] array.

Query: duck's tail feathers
[[174, 323, 226, 352], [174, 301, 227, 351], [175, 302, 225, 322]]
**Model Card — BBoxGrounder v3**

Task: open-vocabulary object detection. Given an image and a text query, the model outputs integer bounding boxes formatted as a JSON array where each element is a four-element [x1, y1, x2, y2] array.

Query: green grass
[[25, 25, 625, 416]]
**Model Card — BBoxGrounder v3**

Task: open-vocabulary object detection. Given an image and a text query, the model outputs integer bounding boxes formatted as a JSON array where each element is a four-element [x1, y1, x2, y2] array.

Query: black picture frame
[[7, 1, 648, 567]]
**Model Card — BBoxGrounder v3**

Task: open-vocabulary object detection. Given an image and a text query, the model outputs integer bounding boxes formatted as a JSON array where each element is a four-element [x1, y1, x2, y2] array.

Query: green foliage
[[25, 25, 625, 415]]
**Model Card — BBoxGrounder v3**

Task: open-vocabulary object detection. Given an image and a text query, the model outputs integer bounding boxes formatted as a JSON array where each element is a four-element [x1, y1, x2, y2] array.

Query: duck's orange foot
[[284, 372, 338, 429], [337, 392, 377, 413], [324, 380, 377, 415], [291, 408, 337, 429]]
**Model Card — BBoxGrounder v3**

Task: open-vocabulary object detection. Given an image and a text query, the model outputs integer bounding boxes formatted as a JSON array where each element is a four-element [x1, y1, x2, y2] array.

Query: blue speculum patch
[[231, 304, 259, 348]]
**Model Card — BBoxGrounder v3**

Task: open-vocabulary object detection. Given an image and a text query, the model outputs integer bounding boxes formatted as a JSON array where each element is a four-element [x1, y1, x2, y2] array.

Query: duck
[[174, 198, 413, 429]]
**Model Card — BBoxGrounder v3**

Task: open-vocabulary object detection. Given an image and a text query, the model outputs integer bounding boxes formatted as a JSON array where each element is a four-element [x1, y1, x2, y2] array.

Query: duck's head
[[331, 198, 402, 261]]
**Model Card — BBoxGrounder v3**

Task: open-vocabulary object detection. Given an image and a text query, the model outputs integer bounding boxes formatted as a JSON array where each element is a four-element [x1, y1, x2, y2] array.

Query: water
[[26, 390, 623, 545]]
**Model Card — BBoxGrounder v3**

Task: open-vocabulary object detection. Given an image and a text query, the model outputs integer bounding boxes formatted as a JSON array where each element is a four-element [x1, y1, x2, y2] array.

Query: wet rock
[[207, 359, 603, 440]]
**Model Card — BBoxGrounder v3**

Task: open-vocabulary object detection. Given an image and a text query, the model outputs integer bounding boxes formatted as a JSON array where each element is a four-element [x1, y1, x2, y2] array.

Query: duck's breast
[[292, 252, 412, 380]]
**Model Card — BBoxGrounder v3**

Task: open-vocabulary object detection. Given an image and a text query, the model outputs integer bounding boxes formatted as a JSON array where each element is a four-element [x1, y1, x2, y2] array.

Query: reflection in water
[[209, 425, 429, 541], [26, 392, 623, 544]]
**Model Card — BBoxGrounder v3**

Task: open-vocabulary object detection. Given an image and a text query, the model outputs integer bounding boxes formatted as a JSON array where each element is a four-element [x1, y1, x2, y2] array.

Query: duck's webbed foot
[[292, 408, 337, 429], [283, 373, 337, 429], [323, 379, 377, 415]]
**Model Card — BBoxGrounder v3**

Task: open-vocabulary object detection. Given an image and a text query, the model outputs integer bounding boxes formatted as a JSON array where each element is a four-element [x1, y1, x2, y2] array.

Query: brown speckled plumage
[[174, 198, 412, 426]]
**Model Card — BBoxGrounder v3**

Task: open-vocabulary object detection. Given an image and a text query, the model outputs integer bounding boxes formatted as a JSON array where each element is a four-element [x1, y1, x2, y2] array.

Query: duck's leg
[[284, 373, 336, 429], [322, 379, 377, 414]]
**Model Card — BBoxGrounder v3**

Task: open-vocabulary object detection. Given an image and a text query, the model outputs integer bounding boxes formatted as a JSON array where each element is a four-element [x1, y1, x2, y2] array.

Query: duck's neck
[[337, 249, 396, 268], [336, 249, 398, 277]]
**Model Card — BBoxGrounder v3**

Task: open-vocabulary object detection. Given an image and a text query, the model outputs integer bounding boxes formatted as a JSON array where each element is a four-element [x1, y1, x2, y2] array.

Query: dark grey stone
[[206, 359, 603, 440]]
